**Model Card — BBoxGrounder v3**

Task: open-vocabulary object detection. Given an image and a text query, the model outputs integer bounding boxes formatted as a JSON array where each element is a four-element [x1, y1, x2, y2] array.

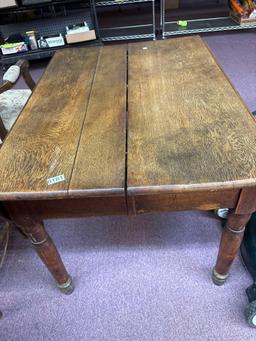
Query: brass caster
[[57, 276, 74, 295], [212, 268, 229, 286]]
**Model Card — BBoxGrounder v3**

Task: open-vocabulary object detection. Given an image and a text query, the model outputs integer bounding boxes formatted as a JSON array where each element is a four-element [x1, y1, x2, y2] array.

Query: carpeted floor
[[1, 31, 256, 340], [204, 32, 256, 112]]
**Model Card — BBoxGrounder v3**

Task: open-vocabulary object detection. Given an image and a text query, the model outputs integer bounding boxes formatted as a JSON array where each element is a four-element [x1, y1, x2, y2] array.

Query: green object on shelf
[[0, 42, 22, 48], [177, 20, 188, 27]]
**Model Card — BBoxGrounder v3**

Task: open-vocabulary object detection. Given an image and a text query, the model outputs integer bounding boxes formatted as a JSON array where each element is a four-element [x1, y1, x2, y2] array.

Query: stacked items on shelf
[[65, 22, 96, 43], [0, 21, 95, 56], [229, 0, 256, 24], [0, 0, 100, 64], [0, 34, 28, 55]]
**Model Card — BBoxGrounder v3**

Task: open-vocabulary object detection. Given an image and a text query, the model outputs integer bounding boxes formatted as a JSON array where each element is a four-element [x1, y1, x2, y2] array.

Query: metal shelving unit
[[96, 0, 153, 5], [0, 0, 85, 13], [95, 0, 156, 41], [160, 0, 256, 38], [0, 0, 101, 65]]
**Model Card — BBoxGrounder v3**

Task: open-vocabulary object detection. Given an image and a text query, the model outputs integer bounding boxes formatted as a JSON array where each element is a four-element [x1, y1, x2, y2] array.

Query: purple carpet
[[204, 32, 256, 112], [1, 32, 256, 340]]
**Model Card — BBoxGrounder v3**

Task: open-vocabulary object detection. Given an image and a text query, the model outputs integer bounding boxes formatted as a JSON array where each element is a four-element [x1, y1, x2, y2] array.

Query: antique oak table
[[1, 36, 256, 294]]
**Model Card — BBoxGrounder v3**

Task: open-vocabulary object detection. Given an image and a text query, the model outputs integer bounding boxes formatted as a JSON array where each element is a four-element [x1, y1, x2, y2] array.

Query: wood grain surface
[[1, 36, 256, 203], [127, 36, 256, 195], [69, 45, 127, 197], [0, 47, 100, 200]]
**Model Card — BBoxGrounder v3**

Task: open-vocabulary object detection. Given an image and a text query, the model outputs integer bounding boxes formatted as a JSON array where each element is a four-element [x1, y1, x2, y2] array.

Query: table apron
[[127, 189, 241, 215], [1, 188, 243, 220], [3, 196, 127, 220]]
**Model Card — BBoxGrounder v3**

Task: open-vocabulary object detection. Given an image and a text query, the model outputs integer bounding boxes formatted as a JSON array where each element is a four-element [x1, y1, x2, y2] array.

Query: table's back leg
[[3, 202, 74, 294], [213, 188, 256, 286]]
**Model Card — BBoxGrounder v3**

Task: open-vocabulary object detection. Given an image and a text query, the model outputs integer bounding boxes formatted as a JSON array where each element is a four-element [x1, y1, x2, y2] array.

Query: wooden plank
[[127, 36, 256, 195], [69, 45, 127, 197], [127, 189, 240, 215], [0, 47, 100, 200]]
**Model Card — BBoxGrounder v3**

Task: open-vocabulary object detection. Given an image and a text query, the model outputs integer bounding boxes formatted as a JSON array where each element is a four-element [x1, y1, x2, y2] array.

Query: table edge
[[127, 179, 256, 196], [0, 190, 68, 201], [68, 187, 125, 198]]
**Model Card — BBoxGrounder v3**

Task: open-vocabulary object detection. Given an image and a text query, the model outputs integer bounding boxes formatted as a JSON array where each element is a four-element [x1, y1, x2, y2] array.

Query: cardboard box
[[165, 0, 179, 10], [0, 0, 17, 8], [65, 30, 96, 44]]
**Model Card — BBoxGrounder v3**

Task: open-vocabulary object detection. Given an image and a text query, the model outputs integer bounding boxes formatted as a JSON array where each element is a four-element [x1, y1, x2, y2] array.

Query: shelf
[[96, 0, 156, 41], [100, 24, 155, 40], [0, 7, 100, 63], [0, 0, 90, 13], [95, 0, 152, 7], [0, 8, 94, 38], [163, 16, 256, 37], [0, 39, 100, 64]]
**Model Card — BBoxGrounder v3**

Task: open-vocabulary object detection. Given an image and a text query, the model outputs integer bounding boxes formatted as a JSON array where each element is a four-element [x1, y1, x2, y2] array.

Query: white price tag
[[47, 174, 65, 186]]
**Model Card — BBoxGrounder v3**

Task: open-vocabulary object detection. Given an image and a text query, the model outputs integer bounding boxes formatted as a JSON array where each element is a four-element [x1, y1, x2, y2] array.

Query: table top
[[0, 35, 256, 201]]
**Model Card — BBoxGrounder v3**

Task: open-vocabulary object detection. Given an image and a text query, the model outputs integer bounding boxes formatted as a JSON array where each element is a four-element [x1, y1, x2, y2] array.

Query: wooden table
[[1, 36, 256, 294]]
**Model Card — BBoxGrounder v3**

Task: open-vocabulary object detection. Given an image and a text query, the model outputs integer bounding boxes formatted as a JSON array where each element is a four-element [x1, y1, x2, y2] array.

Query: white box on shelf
[[0, 0, 17, 8], [66, 22, 90, 34], [45, 34, 65, 47], [38, 34, 65, 48]]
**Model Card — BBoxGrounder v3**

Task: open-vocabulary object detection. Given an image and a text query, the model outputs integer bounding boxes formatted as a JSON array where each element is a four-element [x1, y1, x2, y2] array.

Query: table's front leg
[[212, 210, 251, 285], [4, 202, 74, 294], [213, 187, 256, 286]]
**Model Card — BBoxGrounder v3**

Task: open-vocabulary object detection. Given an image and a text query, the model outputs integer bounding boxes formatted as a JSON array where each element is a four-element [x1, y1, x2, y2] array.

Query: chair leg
[[0, 118, 7, 142]]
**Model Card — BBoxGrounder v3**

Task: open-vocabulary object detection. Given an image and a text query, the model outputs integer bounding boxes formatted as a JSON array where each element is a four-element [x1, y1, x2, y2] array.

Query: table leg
[[212, 210, 251, 286], [4, 202, 74, 294]]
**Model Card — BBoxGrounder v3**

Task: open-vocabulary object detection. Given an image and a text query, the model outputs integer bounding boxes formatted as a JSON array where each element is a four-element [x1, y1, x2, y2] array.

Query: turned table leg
[[27, 220, 74, 294], [213, 210, 251, 286], [213, 188, 256, 286], [4, 202, 74, 294]]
